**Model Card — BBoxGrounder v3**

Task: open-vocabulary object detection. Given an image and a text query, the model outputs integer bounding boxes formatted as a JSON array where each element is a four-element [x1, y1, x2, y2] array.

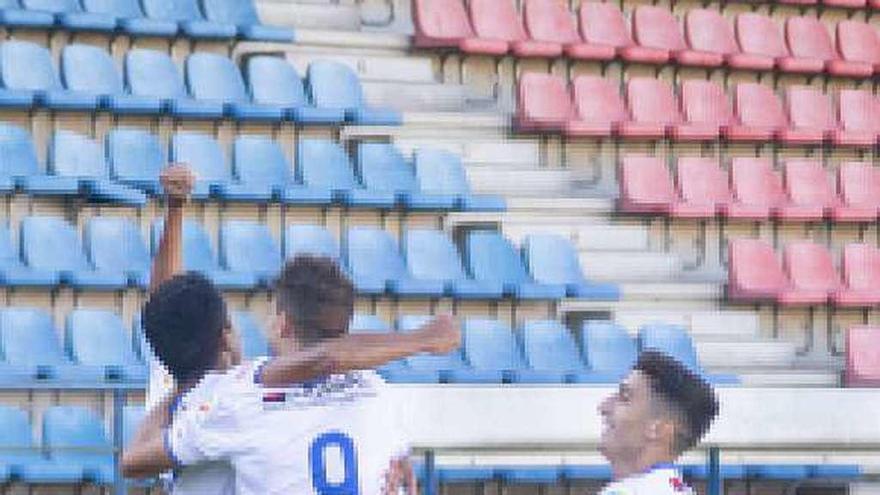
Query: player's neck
[[611, 448, 676, 481]]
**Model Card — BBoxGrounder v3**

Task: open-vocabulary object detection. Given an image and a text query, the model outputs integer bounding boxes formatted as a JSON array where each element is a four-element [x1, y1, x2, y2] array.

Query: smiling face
[[598, 370, 664, 463]]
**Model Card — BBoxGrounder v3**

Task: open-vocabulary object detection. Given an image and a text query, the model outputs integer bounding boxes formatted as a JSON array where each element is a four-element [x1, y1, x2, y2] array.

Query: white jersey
[[170, 360, 409, 495], [600, 467, 694, 495]]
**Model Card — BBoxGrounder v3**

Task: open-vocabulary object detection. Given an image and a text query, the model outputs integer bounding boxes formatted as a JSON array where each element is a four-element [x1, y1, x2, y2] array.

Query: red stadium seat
[[727, 83, 785, 142], [785, 17, 872, 77], [684, 9, 740, 68], [523, 0, 608, 61], [725, 157, 785, 220], [620, 78, 679, 139], [727, 238, 786, 301], [835, 90, 880, 147], [834, 245, 880, 307], [577, 2, 633, 61], [779, 160, 834, 221], [835, 21, 880, 75], [733, 13, 789, 72], [675, 79, 733, 141], [779, 242, 838, 305], [468, 0, 561, 57], [619, 155, 674, 213], [780, 86, 834, 145], [834, 162, 880, 222], [845, 326, 880, 387], [412, 0, 507, 54], [515, 72, 572, 132], [672, 157, 731, 218], [567, 75, 627, 137], [622, 6, 675, 64]]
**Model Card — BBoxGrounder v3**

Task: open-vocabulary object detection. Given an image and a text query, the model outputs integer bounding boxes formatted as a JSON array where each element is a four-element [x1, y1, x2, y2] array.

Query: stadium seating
[[21, 0, 115, 32], [244, 56, 345, 124], [725, 157, 785, 220], [200, 0, 293, 41], [414, 148, 505, 211], [306, 61, 401, 125], [638, 323, 739, 384], [403, 229, 503, 299], [619, 155, 675, 214], [140, 0, 235, 39], [185, 52, 284, 122], [357, 143, 457, 210], [285, 225, 341, 261], [230, 311, 270, 359], [412, 0, 507, 54], [0, 224, 57, 286], [845, 326, 880, 386], [42, 406, 113, 484], [729, 83, 786, 142], [673, 157, 732, 218], [233, 135, 332, 204], [81, 0, 177, 37], [0, 124, 77, 196], [677, 80, 735, 141], [171, 131, 271, 201], [0, 40, 97, 110], [568, 75, 628, 137], [514, 72, 573, 133], [122, 406, 145, 447], [780, 160, 839, 221], [0, 406, 82, 483], [782, 87, 835, 145], [298, 139, 395, 208], [125, 49, 225, 119], [220, 221, 282, 285], [466, 230, 565, 300], [522, 234, 619, 300], [522, 0, 609, 61], [633, 6, 721, 67], [834, 244, 880, 307], [459, 319, 556, 384], [836, 21, 880, 75], [836, 162, 880, 223], [622, 78, 680, 139], [65, 309, 147, 382], [0, 0, 54, 28], [784, 16, 871, 77], [387, 315, 471, 384], [520, 320, 617, 383], [346, 227, 445, 296], [727, 238, 787, 301], [105, 128, 164, 194], [683, 9, 740, 68], [580, 321, 638, 381], [467, 0, 561, 58], [577, 2, 634, 62], [734, 13, 800, 73], [85, 216, 151, 287]]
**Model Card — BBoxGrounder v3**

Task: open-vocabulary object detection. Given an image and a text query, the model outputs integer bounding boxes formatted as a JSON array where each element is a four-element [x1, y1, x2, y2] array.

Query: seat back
[[346, 227, 407, 281], [580, 321, 637, 376], [728, 238, 786, 297], [619, 155, 675, 211], [357, 142, 418, 193], [349, 314, 391, 335], [681, 79, 734, 127], [730, 158, 785, 207], [220, 221, 281, 275], [685, 8, 738, 55], [43, 406, 110, 459], [462, 319, 525, 370], [122, 406, 145, 447], [233, 135, 290, 185], [171, 132, 230, 184], [841, 244, 880, 292], [468, 0, 526, 42], [517, 72, 573, 127], [0, 407, 36, 450], [230, 311, 270, 359], [21, 0, 81, 14], [404, 229, 468, 282], [297, 139, 358, 189], [846, 326, 880, 385], [837, 90, 880, 134], [125, 49, 187, 99], [61, 44, 123, 96], [838, 162, 880, 208], [413, 0, 476, 40], [522, 234, 586, 286], [21, 216, 90, 273], [571, 75, 627, 125], [0, 40, 60, 92], [786, 86, 835, 132], [0, 124, 40, 177], [638, 323, 702, 373], [50, 130, 107, 178], [735, 83, 787, 129], [676, 157, 731, 207], [67, 309, 139, 366], [836, 20, 880, 65], [307, 61, 364, 110], [106, 128, 164, 183], [141, 0, 204, 21], [285, 225, 340, 261], [785, 16, 836, 62], [85, 216, 150, 276], [784, 160, 837, 209], [0, 224, 22, 270], [632, 5, 686, 51], [735, 13, 788, 58], [466, 230, 530, 285], [186, 52, 248, 103], [413, 147, 472, 196], [201, 0, 260, 24], [245, 56, 308, 107], [521, 320, 584, 371], [578, 2, 632, 48], [523, 0, 579, 44], [626, 78, 680, 126], [783, 241, 839, 293], [82, 0, 145, 18], [0, 307, 66, 365]]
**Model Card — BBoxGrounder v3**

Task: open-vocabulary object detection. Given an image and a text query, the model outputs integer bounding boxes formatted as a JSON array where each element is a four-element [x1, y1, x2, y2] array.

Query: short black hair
[[142, 272, 227, 383], [634, 350, 719, 454], [274, 255, 354, 345]]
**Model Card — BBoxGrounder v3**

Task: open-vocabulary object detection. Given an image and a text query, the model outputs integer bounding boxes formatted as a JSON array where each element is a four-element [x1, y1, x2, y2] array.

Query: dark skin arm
[[149, 165, 193, 292]]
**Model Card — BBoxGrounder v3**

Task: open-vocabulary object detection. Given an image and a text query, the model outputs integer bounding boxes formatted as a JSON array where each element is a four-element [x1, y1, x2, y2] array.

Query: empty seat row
[[846, 326, 880, 386], [0, 42, 398, 125], [0, 0, 291, 41], [416, 0, 874, 77], [620, 158, 880, 223], [728, 240, 880, 307], [518, 74, 879, 146]]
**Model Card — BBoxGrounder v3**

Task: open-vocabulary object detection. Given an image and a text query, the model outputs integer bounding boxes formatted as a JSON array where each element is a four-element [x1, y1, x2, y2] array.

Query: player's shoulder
[[602, 468, 693, 495]]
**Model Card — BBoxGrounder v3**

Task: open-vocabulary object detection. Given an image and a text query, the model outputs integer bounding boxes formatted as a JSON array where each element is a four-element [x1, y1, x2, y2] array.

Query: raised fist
[[418, 314, 461, 355], [160, 164, 195, 203]]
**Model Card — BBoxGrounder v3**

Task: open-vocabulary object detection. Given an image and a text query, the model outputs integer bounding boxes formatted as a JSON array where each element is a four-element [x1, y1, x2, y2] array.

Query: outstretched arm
[[149, 165, 194, 293]]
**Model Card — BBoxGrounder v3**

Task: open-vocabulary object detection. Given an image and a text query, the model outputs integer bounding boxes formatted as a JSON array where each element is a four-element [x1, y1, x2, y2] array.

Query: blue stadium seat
[[682, 464, 747, 479], [21, 216, 127, 289], [245, 56, 344, 124], [307, 61, 402, 125], [383, 315, 469, 384], [0, 308, 105, 383], [230, 311, 269, 359], [522, 234, 620, 300], [220, 220, 282, 285], [521, 320, 618, 383], [85, 216, 151, 287], [105, 128, 164, 194], [171, 132, 271, 201], [0, 40, 97, 109], [357, 143, 457, 210], [0, 0, 54, 27], [458, 319, 559, 383], [140, 0, 235, 39], [50, 130, 147, 205], [122, 406, 145, 447], [82, 0, 177, 36], [0, 124, 84, 196], [285, 225, 340, 261], [297, 139, 395, 208], [201, 0, 293, 41], [0, 406, 82, 483], [561, 465, 614, 480], [61, 44, 163, 115], [66, 309, 147, 382], [437, 467, 496, 483], [232, 135, 332, 205], [809, 465, 862, 479], [414, 148, 505, 212], [186, 52, 284, 122], [152, 219, 256, 289], [350, 314, 391, 334], [580, 321, 638, 381], [0, 224, 57, 286], [746, 465, 811, 480], [638, 323, 740, 385], [466, 231, 566, 300], [404, 230, 503, 299], [21, 0, 116, 31], [346, 227, 444, 296], [124, 49, 224, 119], [497, 466, 561, 484], [43, 406, 114, 484]]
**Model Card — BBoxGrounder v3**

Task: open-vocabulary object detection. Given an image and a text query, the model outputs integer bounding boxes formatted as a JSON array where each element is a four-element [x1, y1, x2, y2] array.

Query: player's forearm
[[122, 433, 174, 479], [149, 201, 184, 293]]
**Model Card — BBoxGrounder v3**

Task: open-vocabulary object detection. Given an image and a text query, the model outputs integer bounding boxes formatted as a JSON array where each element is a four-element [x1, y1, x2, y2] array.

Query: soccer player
[[597, 350, 720, 495]]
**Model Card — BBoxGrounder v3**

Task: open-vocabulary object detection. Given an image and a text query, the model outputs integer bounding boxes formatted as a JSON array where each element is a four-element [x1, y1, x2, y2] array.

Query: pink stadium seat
[[779, 160, 834, 221], [566, 75, 628, 137], [845, 326, 880, 387], [672, 157, 731, 218], [727, 83, 785, 142], [725, 157, 785, 220], [577, 2, 633, 60], [621, 6, 675, 64], [412, 0, 507, 54], [834, 244, 880, 307], [727, 238, 786, 301], [779, 241, 838, 305], [675, 79, 733, 141], [684, 9, 740, 68], [835, 90, 880, 147], [523, 0, 609, 61], [835, 21, 880, 74], [620, 78, 679, 139], [871, 0, 880, 9], [733, 13, 789, 72], [834, 162, 880, 222], [824, 0, 866, 10], [780, 86, 834, 145], [468, 0, 562, 57], [515, 72, 572, 132], [619, 155, 674, 213], [785, 17, 872, 77]]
